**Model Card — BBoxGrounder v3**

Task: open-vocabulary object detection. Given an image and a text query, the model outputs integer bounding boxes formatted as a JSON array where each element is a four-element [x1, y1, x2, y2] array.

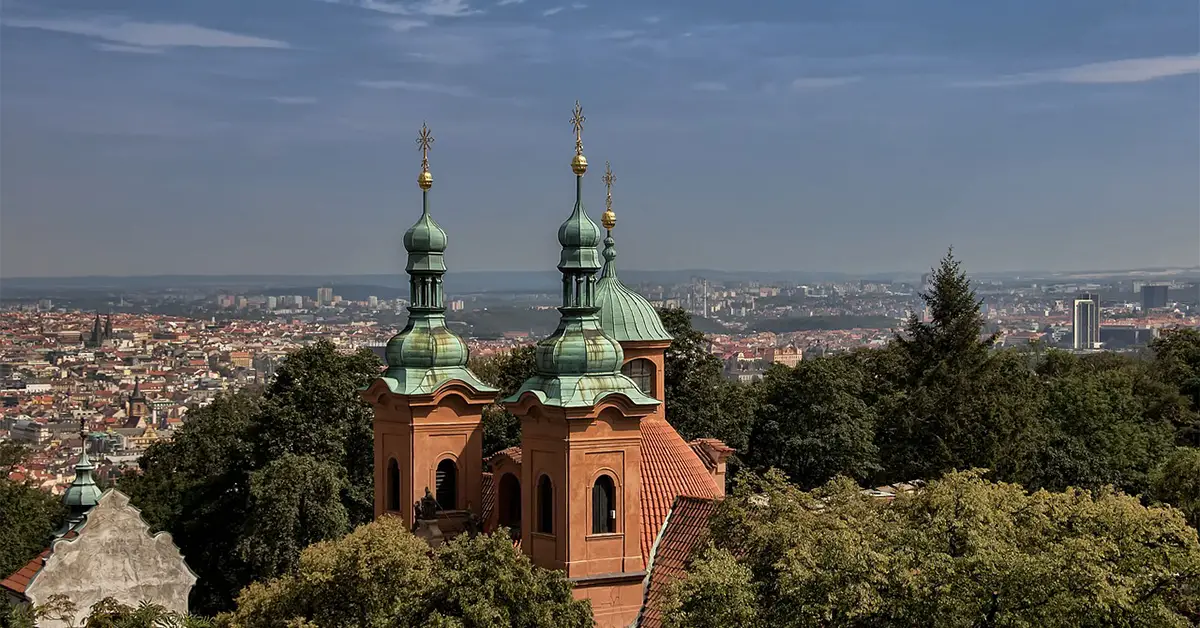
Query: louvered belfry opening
[[592, 475, 616, 534], [435, 458, 458, 510], [621, 358, 654, 396]]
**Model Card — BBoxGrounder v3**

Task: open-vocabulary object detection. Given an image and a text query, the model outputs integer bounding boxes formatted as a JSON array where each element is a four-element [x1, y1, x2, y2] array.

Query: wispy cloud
[[270, 96, 318, 105], [94, 42, 163, 54], [957, 55, 1200, 88], [790, 76, 861, 90], [386, 19, 428, 32], [324, 0, 481, 17], [2, 16, 289, 49], [571, 3, 587, 9], [357, 79, 474, 97], [643, 16, 661, 24], [691, 81, 728, 92], [542, 7, 564, 16], [496, 0, 525, 4]]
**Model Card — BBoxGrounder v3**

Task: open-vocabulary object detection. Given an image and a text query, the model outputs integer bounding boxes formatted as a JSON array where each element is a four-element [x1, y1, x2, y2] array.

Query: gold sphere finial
[[416, 121, 434, 190], [570, 100, 587, 175], [601, 160, 616, 229]]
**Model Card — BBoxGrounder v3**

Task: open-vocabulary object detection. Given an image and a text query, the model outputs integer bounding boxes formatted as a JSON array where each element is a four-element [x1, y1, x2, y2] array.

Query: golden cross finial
[[603, 161, 615, 211], [570, 100, 585, 156], [416, 122, 434, 172]]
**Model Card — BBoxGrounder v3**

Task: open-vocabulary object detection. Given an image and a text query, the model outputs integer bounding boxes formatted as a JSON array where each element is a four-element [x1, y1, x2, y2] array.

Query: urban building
[[1072, 292, 1101, 350], [1142, 284, 1169, 311], [316, 287, 334, 306]]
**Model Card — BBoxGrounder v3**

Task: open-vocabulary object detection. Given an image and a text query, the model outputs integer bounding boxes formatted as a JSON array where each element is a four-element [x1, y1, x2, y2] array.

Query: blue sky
[[1, 0, 1197, 277]]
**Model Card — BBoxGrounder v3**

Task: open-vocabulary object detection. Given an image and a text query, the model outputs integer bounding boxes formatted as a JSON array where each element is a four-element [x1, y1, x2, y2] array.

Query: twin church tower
[[361, 102, 730, 627]]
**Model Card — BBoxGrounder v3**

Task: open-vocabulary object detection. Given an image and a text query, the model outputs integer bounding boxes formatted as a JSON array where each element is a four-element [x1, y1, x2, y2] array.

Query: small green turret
[[594, 162, 673, 343], [63, 418, 102, 521]]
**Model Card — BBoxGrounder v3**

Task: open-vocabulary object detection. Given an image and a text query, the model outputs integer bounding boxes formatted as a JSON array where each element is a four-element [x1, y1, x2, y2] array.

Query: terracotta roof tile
[[639, 417, 721, 559], [638, 496, 719, 628], [481, 472, 496, 525], [489, 447, 522, 465]]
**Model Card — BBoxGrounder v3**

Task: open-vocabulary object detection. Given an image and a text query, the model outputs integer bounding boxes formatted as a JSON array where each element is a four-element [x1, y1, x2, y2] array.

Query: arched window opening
[[435, 459, 458, 510], [622, 359, 655, 396], [498, 473, 522, 531], [386, 458, 401, 512], [592, 475, 617, 534], [537, 475, 553, 534]]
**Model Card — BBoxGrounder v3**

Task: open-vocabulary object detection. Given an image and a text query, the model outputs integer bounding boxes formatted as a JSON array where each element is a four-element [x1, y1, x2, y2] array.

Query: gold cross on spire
[[570, 101, 588, 175], [603, 161, 615, 210], [570, 100, 585, 155], [601, 160, 616, 230], [416, 122, 434, 190]]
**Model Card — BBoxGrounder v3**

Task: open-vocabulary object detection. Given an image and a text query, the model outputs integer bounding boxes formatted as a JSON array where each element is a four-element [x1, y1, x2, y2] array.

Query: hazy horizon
[[2, 0, 1198, 278]]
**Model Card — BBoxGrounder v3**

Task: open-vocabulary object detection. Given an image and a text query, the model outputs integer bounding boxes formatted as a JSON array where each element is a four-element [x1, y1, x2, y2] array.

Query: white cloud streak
[[542, 7, 564, 16], [270, 96, 318, 105], [357, 79, 474, 97], [958, 55, 1200, 88], [94, 42, 163, 54], [496, 0, 525, 5], [323, 0, 481, 17], [386, 19, 428, 32], [789, 76, 861, 90], [2, 16, 289, 49]]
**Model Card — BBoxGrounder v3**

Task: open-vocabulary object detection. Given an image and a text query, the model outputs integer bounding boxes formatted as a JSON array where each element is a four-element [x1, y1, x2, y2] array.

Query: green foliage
[[470, 346, 536, 456], [1151, 327, 1200, 445], [0, 449, 67, 580], [120, 340, 381, 615], [747, 358, 879, 489], [1151, 447, 1200, 530], [667, 470, 1200, 627], [662, 547, 758, 628], [659, 307, 757, 453], [216, 517, 592, 628]]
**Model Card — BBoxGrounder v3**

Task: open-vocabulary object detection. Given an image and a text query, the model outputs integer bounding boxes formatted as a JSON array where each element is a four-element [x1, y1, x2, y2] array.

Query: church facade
[[362, 105, 730, 627]]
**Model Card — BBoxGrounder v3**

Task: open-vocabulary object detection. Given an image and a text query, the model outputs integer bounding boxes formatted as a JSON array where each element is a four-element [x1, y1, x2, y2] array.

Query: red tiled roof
[[638, 496, 719, 628], [489, 446, 522, 465], [481, 472, 495, 525], [639, 417, 721, 560], [1, 530, 78, 596]]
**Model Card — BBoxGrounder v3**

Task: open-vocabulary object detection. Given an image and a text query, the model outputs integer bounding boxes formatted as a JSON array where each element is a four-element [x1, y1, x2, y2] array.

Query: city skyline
[[2, 0, 1198, 278]]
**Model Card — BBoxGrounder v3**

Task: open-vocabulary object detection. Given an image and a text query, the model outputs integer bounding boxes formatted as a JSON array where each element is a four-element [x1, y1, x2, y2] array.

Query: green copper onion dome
[[63, 429, 103, 518], [504, 104, 658, 409], [596, 234, 673, 343], [378, 123, 495, 396]]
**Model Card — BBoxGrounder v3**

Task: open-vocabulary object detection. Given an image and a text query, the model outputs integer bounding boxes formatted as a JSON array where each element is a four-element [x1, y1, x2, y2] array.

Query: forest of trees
[[2, 250, 1198, 626]]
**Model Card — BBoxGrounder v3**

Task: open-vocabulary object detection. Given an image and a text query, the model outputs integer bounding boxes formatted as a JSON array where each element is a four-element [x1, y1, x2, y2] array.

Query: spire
[[63, 417, 102, 519], [503, 104, 659, 408], [382, 124, 494, 395], [90, 313, 102, 345], [131, 376, 142, 399], [595, 162, 673, 343], [104, 313, 112, 338]]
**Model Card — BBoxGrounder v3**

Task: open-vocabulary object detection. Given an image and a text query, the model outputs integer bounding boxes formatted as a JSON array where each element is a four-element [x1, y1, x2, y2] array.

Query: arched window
[[435, 459, 457, 510], [622, 359, 655, 396], [592, 475, 616, 534], [498, 473, 521, 530], [536, 475, 553, 534], [386, 458, 400, 512]]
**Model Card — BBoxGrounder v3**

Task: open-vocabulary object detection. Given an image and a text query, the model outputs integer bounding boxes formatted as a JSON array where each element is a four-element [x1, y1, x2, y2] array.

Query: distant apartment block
[[1141, 284, 1169, 311]]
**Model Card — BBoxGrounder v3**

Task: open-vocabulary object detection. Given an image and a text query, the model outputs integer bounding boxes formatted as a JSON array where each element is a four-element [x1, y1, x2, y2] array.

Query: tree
[[747, 356, 879, 489], [120, 340, 382, 615], [1151, 328, 1200, 445], [3, 595, 214, 628], [0, 447, 67, 580], [875, 250, 1033, 483], [471, 346, 536, 456], [667, 470, 1200, 627], [658, 308, 757, 453], [1151, 447, 1200, 530], [662, 547, 758, 628], [216, 517, 593, 628]]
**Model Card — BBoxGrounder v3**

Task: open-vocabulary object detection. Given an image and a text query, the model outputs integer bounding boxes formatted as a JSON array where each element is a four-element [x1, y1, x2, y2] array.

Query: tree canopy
[[119, 340, 381, 615], [0, 443, 67, 580], [215, 517, 593, 628], [665, 470, 1200, 628]]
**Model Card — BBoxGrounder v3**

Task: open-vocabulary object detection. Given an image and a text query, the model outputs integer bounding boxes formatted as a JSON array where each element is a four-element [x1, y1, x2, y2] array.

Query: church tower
[[503, 103, 659, 627], [362, 124, 497, 531]]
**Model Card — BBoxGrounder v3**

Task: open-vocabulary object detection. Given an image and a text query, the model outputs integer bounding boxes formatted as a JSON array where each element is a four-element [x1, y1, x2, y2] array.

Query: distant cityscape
[[0, 268, 1196, 500]]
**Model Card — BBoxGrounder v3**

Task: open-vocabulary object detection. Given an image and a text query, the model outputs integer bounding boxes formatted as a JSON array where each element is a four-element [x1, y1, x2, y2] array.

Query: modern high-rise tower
[[1141, 284, 1168, 311], [1072, 293, 1101, 350]]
